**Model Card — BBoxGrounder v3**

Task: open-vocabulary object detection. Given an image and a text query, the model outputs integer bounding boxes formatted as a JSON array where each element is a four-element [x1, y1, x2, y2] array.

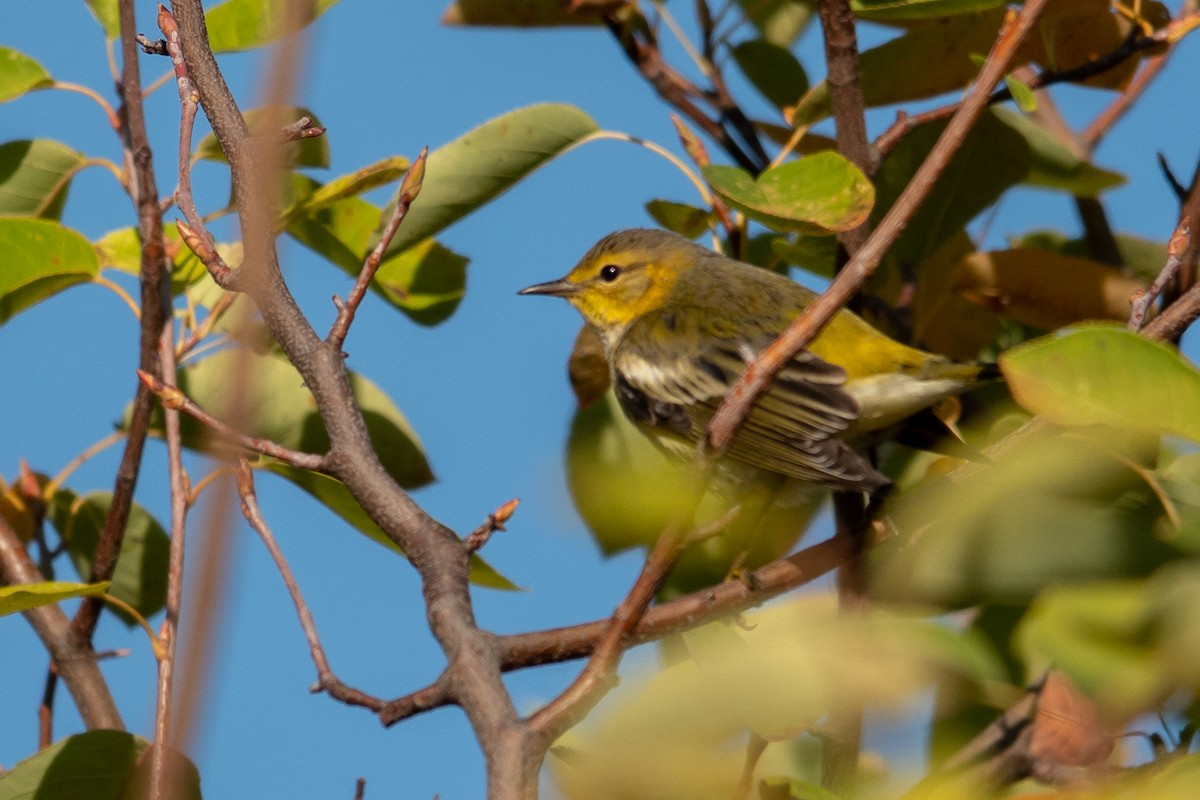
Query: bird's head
[[519, 229, 706, 346]]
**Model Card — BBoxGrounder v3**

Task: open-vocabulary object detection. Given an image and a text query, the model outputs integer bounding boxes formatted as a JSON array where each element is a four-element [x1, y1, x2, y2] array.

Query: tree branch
[[165, 3, 529, 794], [72, 0, 174, 647], [0, 515, 123, 730]]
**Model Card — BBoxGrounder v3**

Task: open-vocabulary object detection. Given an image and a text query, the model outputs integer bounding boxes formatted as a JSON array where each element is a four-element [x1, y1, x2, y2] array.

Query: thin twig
[[135, 369, 327, 470], [71, 0, 174, 653], [707, 2, 1051, 453], [1130, 224, 1190, 330], [147, 305, 189, 800], [280, 115, 326, 141], [328, 149, 427, 349], [733, 733, 769, 800], [464, 499, 520, 553], [235, 460, 387, 711], [381, 533, 857, 726]]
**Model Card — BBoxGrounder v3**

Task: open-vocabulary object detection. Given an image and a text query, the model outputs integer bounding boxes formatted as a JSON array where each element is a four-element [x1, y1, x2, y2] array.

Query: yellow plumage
[[521, 229, 994, 491]]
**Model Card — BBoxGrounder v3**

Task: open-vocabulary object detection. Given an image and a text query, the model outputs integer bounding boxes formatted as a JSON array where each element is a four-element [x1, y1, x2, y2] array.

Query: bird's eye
[[599, 264, 621, 282]]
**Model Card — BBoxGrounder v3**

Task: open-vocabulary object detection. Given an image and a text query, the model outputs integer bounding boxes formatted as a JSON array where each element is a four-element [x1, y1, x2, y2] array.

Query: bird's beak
[[518, 277, 577, 298]]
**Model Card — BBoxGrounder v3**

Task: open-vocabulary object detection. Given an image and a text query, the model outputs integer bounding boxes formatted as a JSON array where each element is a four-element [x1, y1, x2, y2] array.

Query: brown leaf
[[953, 248, 1144, 330], [1030, 670, 1116, 767], [568, 324, 610, 408]]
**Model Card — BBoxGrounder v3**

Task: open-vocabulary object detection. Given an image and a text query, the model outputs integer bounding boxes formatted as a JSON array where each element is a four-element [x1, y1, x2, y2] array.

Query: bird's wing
[[613, 335, 888, 490]]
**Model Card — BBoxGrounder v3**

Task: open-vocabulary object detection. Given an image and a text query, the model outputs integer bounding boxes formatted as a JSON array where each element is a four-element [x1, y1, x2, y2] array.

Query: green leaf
[[0, 731, 201, 800], [872, 110, 1030, 265], [0, 47, 52, 104], [0, 139, 86, 219], [1005, 74, 1037, 112], [373, 237, 468, 326], [731, 39, 809, 109], [442, 0, 601, 26], [48, 491, 169, 626], [381, 103, 599, 256], [1015, 230, 1166, 285], [851, 0, 1007, 20], [281, 156, 409, 223], [644, 199, 712, 239], [94, 224, 218, 293], [85, 0, 121, 38], [703, 152, 874, 235], [205, 0, 342, 52], [772, 234, 839, 279], [284, 174, 469, 326], [994, 109, 1125, 197], [150, 348, 434, 489], [737, 0, 813, 47], [262, 463, 516, 590], [1001, 326, 1200, 442], [0, 217, 99, 327], [196, 106, 328, 168], [0, 581, 110, 617], [791, 8, 1008, 126]]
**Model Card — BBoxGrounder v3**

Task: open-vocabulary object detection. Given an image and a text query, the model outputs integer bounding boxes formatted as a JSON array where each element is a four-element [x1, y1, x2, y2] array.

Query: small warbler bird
[[520, 229, 995, 492]]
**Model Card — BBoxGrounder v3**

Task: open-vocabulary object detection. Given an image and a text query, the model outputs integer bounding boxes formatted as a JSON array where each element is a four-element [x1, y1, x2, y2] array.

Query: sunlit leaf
[[953, 248, 1142, 330], [49, 490, 169, 626], [851, 0, 1006, 20], [737, 0, 813, 47], [731, 39, 809, 109], [1016, 229, 1167, 286], [284, 175, 470, 326], [0, 217, 99, 327], [0, 47, 52, 104], [644, 199, 712, 239], [206, 0, 342, 52], [872, 110, 1029, 265], [995, 109, 1125, 197], [0, 731, 201, 800], [0, 140, 86, 219], [791, 9, 1008, 126], [441, 0, 601, 26], [381, 103, 599, 256], [260, 463, 517, 589], [0, 580, 109, 617], [280, 155, 409, 222], [1002, 326, 1200, 441], [85, 0, 120, 38], [94, 225, 227, 293], [196, 106, 328, 168], [372, 237, 467, 326], [703, 152, 874, 235], [1029, 0, 1143, 90]]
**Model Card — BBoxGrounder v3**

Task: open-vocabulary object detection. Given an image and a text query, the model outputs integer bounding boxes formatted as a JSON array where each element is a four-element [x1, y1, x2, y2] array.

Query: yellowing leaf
[[0, 580, 110, 617]]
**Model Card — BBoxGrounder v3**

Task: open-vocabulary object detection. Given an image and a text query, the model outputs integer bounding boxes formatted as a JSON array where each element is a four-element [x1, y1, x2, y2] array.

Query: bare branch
[[328, 149, 428, 350], [235, 460, 387, 712], [464, 498, 520, 553], [72, 0, 174, 650]]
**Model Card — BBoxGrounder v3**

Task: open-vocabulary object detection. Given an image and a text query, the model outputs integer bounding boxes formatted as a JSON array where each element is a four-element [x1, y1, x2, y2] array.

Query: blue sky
[[1, 2, 1199, 798]]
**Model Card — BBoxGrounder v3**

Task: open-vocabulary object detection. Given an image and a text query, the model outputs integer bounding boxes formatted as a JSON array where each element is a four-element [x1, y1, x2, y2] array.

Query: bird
[[520, 228, 996, 493]]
